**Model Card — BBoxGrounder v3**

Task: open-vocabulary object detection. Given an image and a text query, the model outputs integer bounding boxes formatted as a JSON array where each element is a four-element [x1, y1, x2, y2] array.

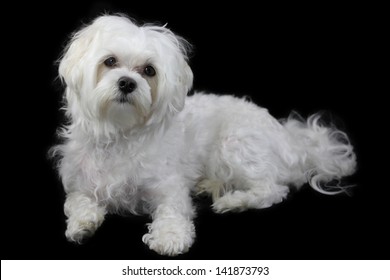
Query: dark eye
[[104, 56, 117, 67], [143, 65, 156, 77]]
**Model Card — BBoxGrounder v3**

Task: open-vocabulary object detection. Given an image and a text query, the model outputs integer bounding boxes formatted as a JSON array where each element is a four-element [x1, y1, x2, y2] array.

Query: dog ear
[[158, 56, 193, 114], [143, 25, 194, 124], [58, 21, 98, 95]]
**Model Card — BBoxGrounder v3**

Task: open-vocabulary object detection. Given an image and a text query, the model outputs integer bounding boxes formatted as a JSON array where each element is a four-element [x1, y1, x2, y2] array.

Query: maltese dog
[[51, 14, 356, 256]]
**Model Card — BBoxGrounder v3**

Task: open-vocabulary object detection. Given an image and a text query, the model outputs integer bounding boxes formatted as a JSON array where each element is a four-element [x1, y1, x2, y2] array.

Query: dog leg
[[142, 182, 195, 256], [64, 192, 106, 243]]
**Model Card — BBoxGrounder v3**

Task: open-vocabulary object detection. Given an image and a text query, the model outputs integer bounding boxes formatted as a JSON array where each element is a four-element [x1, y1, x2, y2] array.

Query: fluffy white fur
[[51, 15, 357, 256]]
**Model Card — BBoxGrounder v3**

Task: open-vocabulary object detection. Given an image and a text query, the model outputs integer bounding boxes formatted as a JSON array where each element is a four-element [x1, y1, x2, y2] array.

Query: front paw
[[65, 219, 100, 244], [142, 218, 195, 256], [64, 192, 106, 244]]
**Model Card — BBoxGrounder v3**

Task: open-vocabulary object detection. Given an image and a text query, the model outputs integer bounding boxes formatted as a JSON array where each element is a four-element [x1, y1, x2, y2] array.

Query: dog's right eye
[[104, 56, 117, 67]]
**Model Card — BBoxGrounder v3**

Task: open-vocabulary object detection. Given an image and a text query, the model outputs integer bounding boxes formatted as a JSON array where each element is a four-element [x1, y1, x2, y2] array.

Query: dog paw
[[212, 191, 249, 213], [142, 218, 195, 256], [213, 185, 290, 213], [65, 220, 100, 244]]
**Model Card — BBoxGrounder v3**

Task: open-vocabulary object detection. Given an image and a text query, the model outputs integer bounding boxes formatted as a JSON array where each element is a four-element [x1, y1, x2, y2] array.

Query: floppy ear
[[159, 55, 193, 113], [144, 25, 194, 124], [58, 22, 99, 94]]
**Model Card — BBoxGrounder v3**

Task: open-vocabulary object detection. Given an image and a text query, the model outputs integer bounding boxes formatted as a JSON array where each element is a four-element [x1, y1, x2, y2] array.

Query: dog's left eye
[[143, 65, 156, 77], [104, 56, 117, 67]]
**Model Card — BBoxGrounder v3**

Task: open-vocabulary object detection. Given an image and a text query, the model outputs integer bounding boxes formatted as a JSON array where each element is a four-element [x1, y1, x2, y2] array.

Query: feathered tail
[[282, 113, 357, 194]]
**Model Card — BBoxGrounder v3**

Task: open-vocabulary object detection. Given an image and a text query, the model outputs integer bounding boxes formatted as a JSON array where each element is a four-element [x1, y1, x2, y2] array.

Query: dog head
[[58, 15, 193, 137]]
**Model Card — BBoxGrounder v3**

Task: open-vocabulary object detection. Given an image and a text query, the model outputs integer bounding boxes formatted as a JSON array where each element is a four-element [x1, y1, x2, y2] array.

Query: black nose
[[118, 77, 137, 94]]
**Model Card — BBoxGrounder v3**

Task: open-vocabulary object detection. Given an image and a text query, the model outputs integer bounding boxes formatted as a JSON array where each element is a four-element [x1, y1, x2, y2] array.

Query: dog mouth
[[116, 93, 134, 104], [117, 95, 130, 104]]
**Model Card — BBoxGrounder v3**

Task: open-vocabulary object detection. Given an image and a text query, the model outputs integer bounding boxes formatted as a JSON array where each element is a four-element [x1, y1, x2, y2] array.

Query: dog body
[[52, 15, 356, 256]]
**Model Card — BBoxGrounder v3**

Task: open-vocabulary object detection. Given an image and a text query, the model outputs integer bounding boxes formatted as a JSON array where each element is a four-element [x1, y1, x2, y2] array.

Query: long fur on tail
[[282, 112, 357, 195]]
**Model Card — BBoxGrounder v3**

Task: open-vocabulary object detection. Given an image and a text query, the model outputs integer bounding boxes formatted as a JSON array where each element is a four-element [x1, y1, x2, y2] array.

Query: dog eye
[[143, 65, 156, 77], [104, 56, 117, 67]]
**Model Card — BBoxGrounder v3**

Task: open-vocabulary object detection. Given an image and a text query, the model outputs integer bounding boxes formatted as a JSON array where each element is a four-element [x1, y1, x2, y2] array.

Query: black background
[[3, 2, 387, 260]]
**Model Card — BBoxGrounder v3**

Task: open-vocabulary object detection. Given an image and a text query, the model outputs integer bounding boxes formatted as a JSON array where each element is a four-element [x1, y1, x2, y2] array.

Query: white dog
[[51, 14, 356, 256]]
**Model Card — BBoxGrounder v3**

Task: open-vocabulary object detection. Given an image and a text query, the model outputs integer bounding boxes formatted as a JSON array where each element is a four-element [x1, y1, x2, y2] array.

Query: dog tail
[[282, 112, 357, 194]]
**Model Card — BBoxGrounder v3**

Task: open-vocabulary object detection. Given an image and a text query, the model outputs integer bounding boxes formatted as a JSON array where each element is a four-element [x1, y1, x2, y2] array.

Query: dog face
[[58, 15, 193, 135]]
